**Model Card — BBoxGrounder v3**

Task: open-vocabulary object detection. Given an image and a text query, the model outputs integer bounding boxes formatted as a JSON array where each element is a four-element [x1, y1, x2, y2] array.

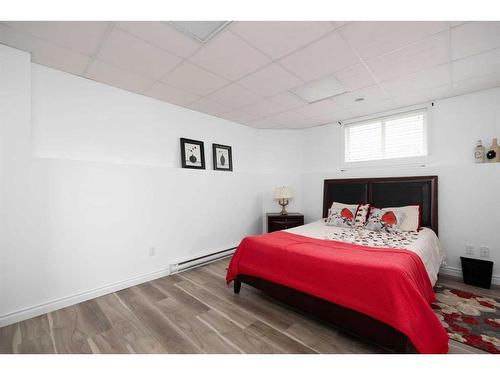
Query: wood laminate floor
[[0, 257, 497, 354]]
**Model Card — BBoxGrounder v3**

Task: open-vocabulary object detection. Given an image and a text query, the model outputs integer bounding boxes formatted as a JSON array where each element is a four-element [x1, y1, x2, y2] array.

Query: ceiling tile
[[451, 21, 500, 60], [450, 21, 468, 28], [97, 27, 182, 80], [279, 32, 360, 82], [86, 59, 155, 94], [340, 21, 449, 60], [334, 63, 376, 91], [367, 31, 450, 82], [162, 61, 228, 96], [114, 22, 200, 58], [245, 118, 279, 129], [240, 99, 287, 118], [451, 71, 500, 96], [452, 48, 500, 82], [143, 82, 200, 106], [3, 21, 110, 55], [311, 110, 353, 125], [392, 84, 451, 108], [219, 110, 259, 124], [230, 21, 334, 59], [237, 63, 303, 97], [297, 98, 343, 118], [274, 116, 325, 129], [268, 109, 309, 126], [332, 85, 389, 109], [207, 83, 262, 109], [269, 92, 306, 110], [382, 64, 451, 97], [347, 99, 398, 120], [189, 31, 271, 81], [187, 97, 233, 116], [0, 23, 90, 75]]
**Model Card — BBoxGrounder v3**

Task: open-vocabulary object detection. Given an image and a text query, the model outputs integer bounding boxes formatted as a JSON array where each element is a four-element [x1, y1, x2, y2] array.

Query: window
[[344, 110, 427, 163]]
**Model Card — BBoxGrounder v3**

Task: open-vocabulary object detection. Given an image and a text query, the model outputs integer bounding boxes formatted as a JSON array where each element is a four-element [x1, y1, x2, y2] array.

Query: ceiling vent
[[290, 75, 348, 104], [168, 21, 232, 43]]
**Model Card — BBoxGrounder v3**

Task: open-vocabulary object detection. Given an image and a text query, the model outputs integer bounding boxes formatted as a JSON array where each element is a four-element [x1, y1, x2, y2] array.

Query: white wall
[[0, 45, 302, 326], [300, 87, 500, 283]]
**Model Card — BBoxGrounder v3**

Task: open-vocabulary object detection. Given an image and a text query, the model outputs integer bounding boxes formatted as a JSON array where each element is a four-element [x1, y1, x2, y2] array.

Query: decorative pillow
[[326, 202, 358, 228], [364, 208, 406, 233], [354, 204, 370, 228], [383, 205, 420, 231]]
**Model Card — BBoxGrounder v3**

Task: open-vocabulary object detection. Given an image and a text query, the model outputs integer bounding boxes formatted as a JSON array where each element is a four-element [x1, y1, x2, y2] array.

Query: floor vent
[[169, 247, 236, 274]]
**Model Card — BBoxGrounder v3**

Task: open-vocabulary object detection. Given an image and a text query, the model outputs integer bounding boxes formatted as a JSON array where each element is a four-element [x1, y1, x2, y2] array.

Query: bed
[[226, 176, 448, 354]]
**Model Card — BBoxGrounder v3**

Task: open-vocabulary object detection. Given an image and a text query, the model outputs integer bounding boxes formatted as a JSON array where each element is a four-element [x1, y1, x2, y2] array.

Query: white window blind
[[344, 110, 427, 163]]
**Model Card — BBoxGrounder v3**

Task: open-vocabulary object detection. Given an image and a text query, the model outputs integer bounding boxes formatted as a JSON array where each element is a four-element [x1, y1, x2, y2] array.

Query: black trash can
[[460, 257, 494, 289]]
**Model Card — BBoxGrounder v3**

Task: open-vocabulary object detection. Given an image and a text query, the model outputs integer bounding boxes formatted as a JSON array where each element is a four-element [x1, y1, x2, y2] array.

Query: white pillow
[[384, 205, 420, 231], [326, 202, 359, 228]]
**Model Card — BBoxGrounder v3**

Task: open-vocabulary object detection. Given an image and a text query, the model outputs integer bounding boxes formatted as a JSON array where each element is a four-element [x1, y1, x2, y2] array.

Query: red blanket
[[226, 231, 448, 354]]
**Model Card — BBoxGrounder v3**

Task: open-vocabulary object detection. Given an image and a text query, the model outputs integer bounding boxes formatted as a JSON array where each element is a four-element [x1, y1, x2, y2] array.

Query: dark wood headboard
[[323, 176, 438, 235]]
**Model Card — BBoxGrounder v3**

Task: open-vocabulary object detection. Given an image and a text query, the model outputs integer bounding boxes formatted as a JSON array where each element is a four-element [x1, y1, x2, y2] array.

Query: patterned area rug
[[432, 285, 500, 353]]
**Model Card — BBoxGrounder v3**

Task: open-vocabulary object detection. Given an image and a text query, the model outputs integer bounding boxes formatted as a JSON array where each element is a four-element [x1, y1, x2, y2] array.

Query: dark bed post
[[233, 277, 241, 294]]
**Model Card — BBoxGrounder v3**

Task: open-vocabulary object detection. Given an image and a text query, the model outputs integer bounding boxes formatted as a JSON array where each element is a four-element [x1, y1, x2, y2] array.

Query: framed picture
[[180, 138, 205, 169], [212, 144, 233, 171]]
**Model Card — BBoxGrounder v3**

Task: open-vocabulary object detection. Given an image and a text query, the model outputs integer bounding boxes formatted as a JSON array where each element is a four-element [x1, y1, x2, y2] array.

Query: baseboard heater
[[169, 247, 236, 274]]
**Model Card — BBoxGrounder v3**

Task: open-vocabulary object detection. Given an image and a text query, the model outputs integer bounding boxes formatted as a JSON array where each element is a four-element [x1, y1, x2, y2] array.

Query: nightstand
[[267, 213, 304, 233]]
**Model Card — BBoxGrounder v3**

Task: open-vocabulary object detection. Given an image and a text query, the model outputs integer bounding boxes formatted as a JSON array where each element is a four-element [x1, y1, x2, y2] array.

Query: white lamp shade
[[274, 186, 293, 199]]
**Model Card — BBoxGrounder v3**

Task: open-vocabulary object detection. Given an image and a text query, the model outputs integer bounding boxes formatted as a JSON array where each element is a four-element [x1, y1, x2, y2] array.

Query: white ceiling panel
[[451, 22, 500, 60], [297, 98, 343, 118], [230, 21, 334, 59], [207, 83, 262, 109], [144, 82, 200, 106], [162, 61, 228, 96], [334, 63, 376, 91], [311, 109, 353, 126], [245, 118, 279, 129], [367, 31, 450, 82], [269, 92, 306, 110], [237, 63, 303, 97], [340, 21, 449, 60], [240, 99, 287, 118], [219, 110, 259, 124], [1, 21, 500, 129], [279, 32, 360, 82], [451, 71, 500, 97], [347, 99, 398, 119], [268, 109, 309, 126], [190, 30, 271, 81], [98, 27, 182, 80], [2, 21, 110, 55], [392, 84, 451, 108], [187, 97, 233, 116], [452, 47, 500, 82], [0, 23, 90, 75], [332, 85, 389, 109], [115, 22, 200, 58], [382, 64, 451, 97], [86, 59, 155, 94]]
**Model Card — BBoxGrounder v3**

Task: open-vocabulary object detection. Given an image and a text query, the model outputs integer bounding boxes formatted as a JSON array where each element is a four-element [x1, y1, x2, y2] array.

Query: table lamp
[[274, 186, 293, 215]]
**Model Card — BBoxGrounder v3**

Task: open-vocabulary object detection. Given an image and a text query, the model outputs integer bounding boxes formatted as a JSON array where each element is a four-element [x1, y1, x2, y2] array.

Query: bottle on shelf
[[474, 140, 485, 163], [486, 138, 499, 163]]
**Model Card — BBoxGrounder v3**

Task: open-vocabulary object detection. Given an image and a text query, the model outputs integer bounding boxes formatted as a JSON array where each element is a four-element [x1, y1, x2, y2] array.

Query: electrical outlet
[[479, 246, 490, 258], [465, 244, 475, 256], [149, 247, 156, 257]]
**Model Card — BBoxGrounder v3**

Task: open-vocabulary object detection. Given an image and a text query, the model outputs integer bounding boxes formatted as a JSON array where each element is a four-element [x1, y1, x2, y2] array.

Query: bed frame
[[233, 176, 438, 353]]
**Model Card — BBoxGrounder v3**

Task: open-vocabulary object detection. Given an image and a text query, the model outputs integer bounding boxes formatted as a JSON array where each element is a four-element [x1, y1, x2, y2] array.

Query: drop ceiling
[[1, 21, 500, 129]]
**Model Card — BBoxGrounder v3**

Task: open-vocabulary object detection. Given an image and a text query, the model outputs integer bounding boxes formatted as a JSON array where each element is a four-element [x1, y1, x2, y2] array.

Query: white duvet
[[285, 220, 445, 286]]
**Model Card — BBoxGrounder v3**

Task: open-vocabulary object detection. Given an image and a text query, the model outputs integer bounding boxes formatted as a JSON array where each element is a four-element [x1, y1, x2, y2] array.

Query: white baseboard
[[439, 266, 500, 286], [0, 267, 171, 328]]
